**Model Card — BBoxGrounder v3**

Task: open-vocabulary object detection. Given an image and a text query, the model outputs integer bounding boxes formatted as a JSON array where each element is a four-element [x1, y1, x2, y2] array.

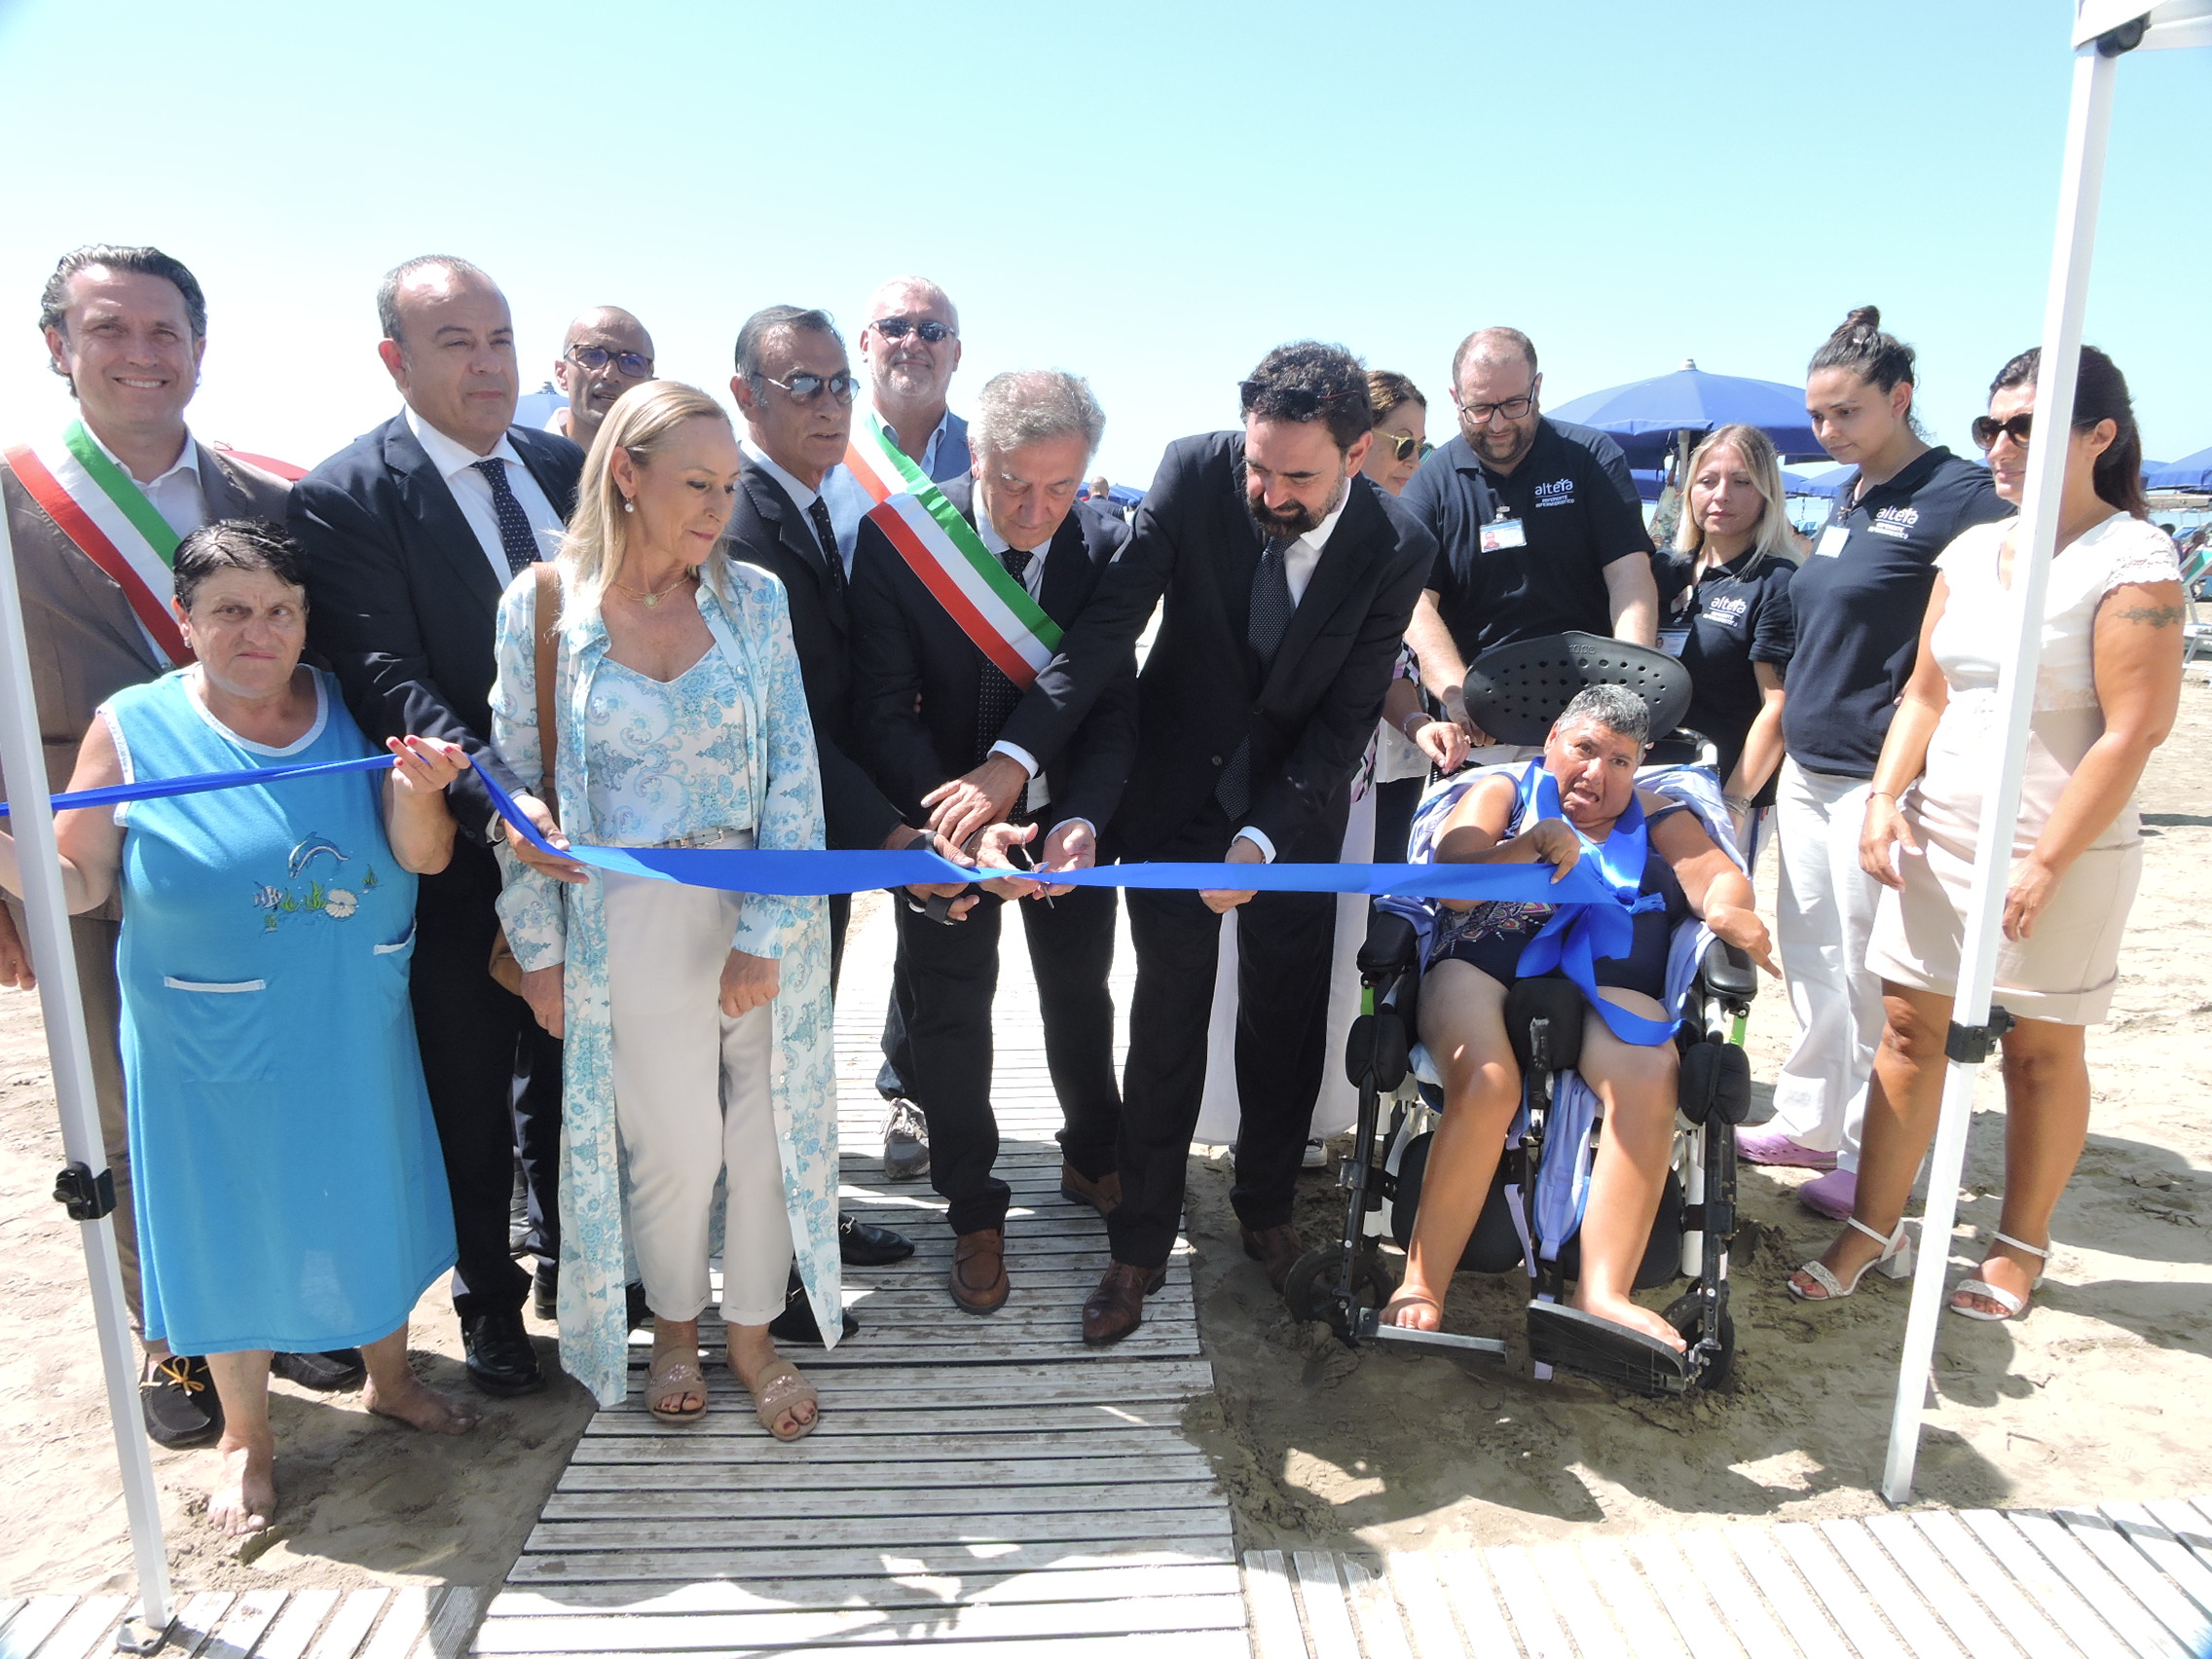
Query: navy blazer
[[291, 414, 583, 835], [997, 431, 1434, 861], [721, 457, 904, 852], [848, 479, 1136, 834]]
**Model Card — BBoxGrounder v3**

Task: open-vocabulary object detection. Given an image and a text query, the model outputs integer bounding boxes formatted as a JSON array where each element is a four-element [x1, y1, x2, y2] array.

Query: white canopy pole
[[0, 509, 172, 1634], [1877, 18, 2121, 1506]]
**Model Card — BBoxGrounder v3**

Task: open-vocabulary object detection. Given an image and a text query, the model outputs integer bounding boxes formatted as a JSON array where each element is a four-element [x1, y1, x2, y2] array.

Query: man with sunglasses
[[1401, 327, 1657, 752], [968, 341, 1435, 1344], [548, 308, 654, 449]]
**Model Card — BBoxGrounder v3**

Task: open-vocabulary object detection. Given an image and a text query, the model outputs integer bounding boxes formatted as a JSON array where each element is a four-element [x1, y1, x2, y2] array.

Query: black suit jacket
[[722, 458, 903, 852], [998, 431, 1435, 861], [848, 480, 1137, 832], [291, 415, 583, 834]]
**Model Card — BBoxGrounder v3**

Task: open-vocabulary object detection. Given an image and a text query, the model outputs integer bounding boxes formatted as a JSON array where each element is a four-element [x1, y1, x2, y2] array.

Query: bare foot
[[364, 1367, 480, 1435], [1382, 1288, 1442, 1330], [1787, 1228, 1888, 1302], [208, 1441, 276, 1536], [1573, 1292, 1688, 1353]]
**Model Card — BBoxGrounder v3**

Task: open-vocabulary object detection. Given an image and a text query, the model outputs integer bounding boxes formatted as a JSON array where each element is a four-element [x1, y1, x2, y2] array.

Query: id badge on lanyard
[[1814, 523, 1850, 558], [1480, 512, 1528, 553]]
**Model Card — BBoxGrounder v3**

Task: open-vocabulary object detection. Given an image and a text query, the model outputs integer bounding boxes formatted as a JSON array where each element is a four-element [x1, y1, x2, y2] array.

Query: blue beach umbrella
[[2149, 447, 2212, 490], [1550, 359, 1825, 466]]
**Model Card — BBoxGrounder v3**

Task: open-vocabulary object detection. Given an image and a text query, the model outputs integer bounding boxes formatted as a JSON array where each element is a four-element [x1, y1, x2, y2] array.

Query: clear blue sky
[[1, 0, 2203, 487]]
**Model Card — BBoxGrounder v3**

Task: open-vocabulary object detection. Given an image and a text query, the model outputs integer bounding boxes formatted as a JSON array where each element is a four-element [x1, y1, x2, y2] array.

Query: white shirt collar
[[82, 423, 198, 488], [1293, 481, 1354, 556], [405, 403, 523, 481], [973, 489, 1052, 559], [743, 440, 822, 514]]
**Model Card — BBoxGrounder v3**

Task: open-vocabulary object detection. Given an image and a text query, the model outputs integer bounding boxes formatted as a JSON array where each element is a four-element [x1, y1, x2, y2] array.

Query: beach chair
[[1283, 636, 1758, 1397]]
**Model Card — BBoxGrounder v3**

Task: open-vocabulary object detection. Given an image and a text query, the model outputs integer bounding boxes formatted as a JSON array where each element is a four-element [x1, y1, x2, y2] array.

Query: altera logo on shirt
[[1869, 503, 1921, 539], [1703, 594, 1749, 625], [1532, 478, 1575, 509]]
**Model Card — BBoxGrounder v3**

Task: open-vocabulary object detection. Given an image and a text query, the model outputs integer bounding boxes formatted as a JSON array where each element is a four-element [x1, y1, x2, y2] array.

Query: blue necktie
[[472, 459, 541, 576]]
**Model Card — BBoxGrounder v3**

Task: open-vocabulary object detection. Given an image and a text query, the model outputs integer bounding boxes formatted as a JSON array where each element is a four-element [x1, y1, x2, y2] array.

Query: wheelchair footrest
[[1353, 1308, 1509, 1359], [1526, 1301, 1693, 1398]]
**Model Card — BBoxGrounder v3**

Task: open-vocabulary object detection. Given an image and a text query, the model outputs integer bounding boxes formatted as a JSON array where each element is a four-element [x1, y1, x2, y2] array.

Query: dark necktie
[[974, 546, 1035, 772], [1215, 536, 1296, 820], [806, 497, 846, 599], [471, 459, 541, 577]]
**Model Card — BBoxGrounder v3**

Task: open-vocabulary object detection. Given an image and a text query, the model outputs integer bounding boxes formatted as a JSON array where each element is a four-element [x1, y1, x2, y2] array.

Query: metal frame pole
[[1879, 34, 2119, 1504], [0, 509, 172, 1629]]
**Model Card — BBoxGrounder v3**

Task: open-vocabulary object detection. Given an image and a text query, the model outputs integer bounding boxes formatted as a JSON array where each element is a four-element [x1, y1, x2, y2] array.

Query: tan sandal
[[645, 1346, 708, 1422], [737, 1356, 819, 1441]]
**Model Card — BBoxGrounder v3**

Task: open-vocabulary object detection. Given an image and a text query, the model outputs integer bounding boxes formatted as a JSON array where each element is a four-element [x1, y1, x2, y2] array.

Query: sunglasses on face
[[761, 370, 861, 405], [871, 316, 954, 344], [1375, 431, 1431, 464], [1238, 380, 1363, 421], [1971, 413, 2035, 450], [1456, 393, 1534, 425], [568, 344, 652, 378]]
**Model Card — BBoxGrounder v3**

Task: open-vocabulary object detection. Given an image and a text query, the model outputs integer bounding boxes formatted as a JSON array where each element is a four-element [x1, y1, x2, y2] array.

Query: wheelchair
[[1283, 633, 1759, 1397]]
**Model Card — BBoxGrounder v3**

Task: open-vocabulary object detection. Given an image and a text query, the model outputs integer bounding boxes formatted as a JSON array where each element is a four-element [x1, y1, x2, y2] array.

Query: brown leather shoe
[[1082, 1261, 1167, 1346], [949, 1229, 1010, 1314], [1241, 1222, 1305, 1293], [1059, 1162, 1122, 1218]]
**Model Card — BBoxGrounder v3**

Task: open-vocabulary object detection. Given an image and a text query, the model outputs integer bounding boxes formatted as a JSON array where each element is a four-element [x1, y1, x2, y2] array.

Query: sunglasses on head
[[568, 344, 652, 378], [871, 316, 954, 344], [1971, 413, 2035, 450], [1238, 380, 1363, 421], [761, 370, 860, 405]]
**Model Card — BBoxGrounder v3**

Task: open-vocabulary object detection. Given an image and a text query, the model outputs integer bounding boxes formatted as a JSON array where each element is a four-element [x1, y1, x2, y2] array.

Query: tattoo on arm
[[2113, 603, 2184, 628]]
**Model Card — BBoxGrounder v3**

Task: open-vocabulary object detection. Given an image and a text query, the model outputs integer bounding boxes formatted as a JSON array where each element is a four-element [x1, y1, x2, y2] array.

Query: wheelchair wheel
[[1283, 1242, 1393, 1340], [1700, 1311, 1738, 1391]]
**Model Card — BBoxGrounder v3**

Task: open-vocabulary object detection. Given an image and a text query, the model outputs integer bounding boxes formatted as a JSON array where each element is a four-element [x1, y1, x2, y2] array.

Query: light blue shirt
[[818, 407, 971, 569]]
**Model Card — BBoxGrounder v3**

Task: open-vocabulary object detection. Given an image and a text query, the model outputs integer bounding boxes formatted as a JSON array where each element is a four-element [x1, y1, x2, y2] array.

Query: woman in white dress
[[1788, 346, 2182, 1320]]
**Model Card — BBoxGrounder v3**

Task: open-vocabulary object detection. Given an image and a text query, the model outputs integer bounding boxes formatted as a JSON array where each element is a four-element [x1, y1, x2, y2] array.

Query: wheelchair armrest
[[1698, 938, 1758, 1006], [1358, 911, 1419, 982]]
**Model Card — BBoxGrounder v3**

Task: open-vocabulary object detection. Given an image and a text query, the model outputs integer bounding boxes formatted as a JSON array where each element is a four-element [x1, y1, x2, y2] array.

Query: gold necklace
[[610, 567, 697, 608]]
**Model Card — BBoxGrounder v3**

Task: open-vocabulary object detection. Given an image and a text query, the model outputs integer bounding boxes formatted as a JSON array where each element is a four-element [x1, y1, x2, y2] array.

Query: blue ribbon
[[1510, 762, 1677, 1047]]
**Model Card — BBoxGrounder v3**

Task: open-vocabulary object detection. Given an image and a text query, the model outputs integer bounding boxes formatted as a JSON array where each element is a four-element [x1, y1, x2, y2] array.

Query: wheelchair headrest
[[1461, 632, 1694, 748]]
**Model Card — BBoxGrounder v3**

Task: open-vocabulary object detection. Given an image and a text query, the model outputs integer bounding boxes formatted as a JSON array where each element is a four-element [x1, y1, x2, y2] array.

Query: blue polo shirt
[[1403, 418, 1655, 659], [1783, 447, 2011, 778]]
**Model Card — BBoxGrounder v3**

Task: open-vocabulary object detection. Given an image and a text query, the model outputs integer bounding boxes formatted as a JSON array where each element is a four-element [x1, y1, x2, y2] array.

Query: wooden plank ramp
[[480, 898, 1244, 1654], [1241, 1497, 2212, 1657], [0, 1589, 476, 1659]]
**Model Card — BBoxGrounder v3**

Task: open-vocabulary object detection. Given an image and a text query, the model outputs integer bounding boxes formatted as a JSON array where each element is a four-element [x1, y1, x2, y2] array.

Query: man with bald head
[[291, 255, 584, 1398], [549, 307, 654, 448]]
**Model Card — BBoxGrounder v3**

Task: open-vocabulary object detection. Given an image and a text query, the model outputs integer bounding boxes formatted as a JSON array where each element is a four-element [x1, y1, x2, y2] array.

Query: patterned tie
[[1215, 536, 1296, 820], [974, 545, 1035, 774], [471, 459, 541, 577], [806, 497, 846, 599]]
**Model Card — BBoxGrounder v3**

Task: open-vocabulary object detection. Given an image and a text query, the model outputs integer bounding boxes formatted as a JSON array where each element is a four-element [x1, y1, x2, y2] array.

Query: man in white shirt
[[1, 244, 298, 1446]]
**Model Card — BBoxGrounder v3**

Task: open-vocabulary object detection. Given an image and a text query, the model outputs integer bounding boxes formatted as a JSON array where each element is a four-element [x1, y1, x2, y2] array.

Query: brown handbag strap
[[533, 563, 561, 819]]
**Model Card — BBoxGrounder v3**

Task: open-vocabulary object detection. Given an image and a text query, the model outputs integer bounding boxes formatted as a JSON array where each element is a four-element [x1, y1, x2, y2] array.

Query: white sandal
[[1788, 1215, 1914, 1302], [1949, 1231, 2047, 1321]]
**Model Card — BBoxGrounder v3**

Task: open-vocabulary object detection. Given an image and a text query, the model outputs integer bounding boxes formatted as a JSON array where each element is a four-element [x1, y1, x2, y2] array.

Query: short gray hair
[[379, 254, 494, 347], [971, 370, 1105, 462], [1554, 683, 1649, 748]]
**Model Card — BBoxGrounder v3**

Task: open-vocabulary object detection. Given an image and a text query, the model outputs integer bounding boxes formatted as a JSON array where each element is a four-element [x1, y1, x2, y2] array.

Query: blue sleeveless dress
[[104, 668, 455, 1355]]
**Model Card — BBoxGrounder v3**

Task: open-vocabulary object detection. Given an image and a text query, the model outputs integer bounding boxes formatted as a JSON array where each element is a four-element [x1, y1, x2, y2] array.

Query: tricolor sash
[[5, 421, 190, 664], [853, 413, 1063, 688]]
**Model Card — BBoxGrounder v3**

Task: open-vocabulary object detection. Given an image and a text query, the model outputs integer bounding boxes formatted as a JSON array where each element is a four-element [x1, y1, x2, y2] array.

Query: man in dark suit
[[941, 342, 1436, 1344], [848, 370, 1134, 1312], [291, 255, 583, 1396]]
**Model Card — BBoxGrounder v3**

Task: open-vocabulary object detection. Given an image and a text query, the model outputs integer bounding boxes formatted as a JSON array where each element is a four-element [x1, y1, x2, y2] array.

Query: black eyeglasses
[[1238, 380, 1364, 420], [1456, 393, 1534, 425], [871, 316, 955, 344], [568, 344, 653, 378], [1971, 413, 2034, 450], [760, 370, 861, 405]]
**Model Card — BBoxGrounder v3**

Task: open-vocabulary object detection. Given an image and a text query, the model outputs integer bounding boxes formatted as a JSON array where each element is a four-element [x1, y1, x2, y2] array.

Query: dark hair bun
[[1838, 306, 1881, 342]]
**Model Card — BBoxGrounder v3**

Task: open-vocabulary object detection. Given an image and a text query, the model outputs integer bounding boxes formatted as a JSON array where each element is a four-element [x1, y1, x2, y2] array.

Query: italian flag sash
[[5, 421, 190, 664], [850, 412, 1063, 688]]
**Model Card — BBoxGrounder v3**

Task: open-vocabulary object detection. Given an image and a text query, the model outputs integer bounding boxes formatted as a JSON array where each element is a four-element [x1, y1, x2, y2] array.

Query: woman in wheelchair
[[1383, 685, 1776, 1349]]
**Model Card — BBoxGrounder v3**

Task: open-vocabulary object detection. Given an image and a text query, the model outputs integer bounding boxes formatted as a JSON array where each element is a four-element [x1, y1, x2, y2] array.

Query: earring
[[622, 499, 634, 514]]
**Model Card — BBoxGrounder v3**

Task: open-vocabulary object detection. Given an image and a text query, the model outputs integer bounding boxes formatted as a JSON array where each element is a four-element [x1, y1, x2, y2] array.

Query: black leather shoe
[[140, 1353, 222, 1448], [768, 1275, 859, 1345], [461, 1309, 546, 1396], [839, 1213, 914, 1266], [270, 1348, 366, 1390]]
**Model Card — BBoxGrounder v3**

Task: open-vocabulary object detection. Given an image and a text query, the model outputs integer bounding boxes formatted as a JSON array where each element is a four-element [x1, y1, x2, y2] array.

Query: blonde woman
[[1653, 423, 1799, 853], [490, 381, 838, 1435]]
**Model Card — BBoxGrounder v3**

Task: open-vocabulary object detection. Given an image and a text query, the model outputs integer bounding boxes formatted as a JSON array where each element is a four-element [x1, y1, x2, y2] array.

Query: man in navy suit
[[848, 371, 1135, 1312], [291, 255, 583, 1397]]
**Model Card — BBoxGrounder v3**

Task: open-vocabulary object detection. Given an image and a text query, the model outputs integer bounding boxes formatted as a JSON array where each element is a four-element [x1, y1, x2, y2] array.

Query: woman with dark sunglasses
[[1789, 345, 2180, 1324], [1744, 309, 2012, 1219]]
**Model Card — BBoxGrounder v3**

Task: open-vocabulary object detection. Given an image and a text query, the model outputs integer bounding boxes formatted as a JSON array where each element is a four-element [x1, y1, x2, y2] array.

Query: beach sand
[[4, 694, 2208, 1591]]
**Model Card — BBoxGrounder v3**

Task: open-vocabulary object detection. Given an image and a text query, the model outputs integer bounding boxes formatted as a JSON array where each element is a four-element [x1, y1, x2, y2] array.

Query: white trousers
[[1770, 758, 1883, 1170], [605, 847, 792, 1326]]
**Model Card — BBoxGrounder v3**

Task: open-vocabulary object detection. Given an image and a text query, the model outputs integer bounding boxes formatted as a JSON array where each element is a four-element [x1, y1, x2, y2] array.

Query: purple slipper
[[1735, 1126, 1838, 1169], [1798, 1167, 1859, 1220]]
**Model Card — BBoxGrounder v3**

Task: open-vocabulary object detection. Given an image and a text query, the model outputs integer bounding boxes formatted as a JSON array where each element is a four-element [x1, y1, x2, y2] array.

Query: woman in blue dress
[[0, 520, 479, 1537]]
